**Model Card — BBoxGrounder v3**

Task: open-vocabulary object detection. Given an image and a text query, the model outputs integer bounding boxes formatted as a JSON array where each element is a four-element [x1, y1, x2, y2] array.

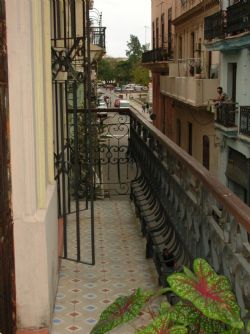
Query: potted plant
[[90, 258, 250, 334], [195, 63, 203, 78]]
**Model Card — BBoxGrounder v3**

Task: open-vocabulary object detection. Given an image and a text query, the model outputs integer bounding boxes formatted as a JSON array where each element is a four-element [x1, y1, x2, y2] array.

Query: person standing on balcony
[[213, 86, 230, 107]]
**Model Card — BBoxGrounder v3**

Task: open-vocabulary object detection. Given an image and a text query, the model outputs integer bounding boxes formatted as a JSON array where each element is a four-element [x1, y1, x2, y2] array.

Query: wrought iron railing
[[240, 106, 250, 136], [227, 0, 250, 34], [127, 108, 250, 316], [215, 102, 237, 127], [204, 10, 225, 40], [142, 47, 171, 63], [90, 26, 106, 49]]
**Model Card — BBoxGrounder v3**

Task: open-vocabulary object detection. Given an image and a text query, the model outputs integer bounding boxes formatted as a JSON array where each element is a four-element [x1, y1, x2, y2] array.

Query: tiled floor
[[51, 198, 159, 334]]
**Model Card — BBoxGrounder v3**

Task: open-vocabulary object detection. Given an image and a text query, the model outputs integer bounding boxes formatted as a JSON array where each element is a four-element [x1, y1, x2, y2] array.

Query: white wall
[[6, 0, 58, 329]]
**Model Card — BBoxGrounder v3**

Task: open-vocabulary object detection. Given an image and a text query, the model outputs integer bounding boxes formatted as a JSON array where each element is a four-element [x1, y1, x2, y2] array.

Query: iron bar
[[86, 0, 95, 265]]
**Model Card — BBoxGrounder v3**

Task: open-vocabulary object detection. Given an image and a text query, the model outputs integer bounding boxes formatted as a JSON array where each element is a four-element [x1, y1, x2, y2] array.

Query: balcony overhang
[[205, 32, 250, 51], [90, 43, 106, 62], [172, 0, 218, 26], [214, 123, 238, 137], [160, 75, 219, 108], [142, 61, 169, 74]]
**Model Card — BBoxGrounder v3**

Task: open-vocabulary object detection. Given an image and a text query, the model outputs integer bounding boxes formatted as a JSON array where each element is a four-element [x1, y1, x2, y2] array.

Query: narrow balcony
[[204, 10, 225, 40], [90, 26, 106, 62], [227, 0, 250, 35], [141, 48, 171, 73], [240, 105, 250, 137], [90, 26, 106, 49], [214, 102, 238, 137], [53, 106, 250, 331]]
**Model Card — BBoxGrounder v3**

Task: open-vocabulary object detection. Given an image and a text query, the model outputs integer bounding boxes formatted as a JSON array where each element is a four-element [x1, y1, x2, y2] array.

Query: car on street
[[97, 102, 107, 109], [118, 100, 130, 114]]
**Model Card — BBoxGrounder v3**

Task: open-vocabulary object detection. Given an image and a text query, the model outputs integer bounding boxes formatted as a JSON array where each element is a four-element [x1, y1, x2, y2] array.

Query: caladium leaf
[[169, 301, 226, 333], [167, 258, 244, 329], [90, 288, 152, 334], [136, 313, 188, 334]]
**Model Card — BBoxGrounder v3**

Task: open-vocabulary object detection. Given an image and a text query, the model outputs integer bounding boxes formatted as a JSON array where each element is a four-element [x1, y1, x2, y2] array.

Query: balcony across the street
[[142, 48, 170, 63], [240, 106, 250, 136], [204, 10, 225, 40], [227, 0, 250, 35]]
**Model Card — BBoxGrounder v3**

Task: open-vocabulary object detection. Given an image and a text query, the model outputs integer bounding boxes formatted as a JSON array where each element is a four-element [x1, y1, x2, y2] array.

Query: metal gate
[[51, 0, 135, 265], [0, 0, 16, 333]]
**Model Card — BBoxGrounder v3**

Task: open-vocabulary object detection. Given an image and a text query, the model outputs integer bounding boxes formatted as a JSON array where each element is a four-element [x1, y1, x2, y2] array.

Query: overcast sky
[[92, 0, 151, 58]]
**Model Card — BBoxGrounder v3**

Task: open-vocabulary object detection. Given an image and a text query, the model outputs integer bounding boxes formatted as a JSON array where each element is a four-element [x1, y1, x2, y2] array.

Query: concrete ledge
[[16, 329, 48, 334]]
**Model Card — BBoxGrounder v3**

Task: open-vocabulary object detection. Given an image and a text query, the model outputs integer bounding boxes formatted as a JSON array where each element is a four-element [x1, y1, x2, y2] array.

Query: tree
[[114, 60, 133, 85], [133, 64, 150, 86], [126, 34, 144, 63], [97, 58, 115, 82]]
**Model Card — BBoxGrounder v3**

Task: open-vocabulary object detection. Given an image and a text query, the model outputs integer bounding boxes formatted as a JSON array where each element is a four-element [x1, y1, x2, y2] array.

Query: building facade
[[0, 0, 105, 333], [205, 0, 250, 205], [143, 0, 220, 174]]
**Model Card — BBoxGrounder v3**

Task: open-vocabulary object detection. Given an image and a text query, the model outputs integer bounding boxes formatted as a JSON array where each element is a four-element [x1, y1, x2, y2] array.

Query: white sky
[[92, 0, 151, 58]]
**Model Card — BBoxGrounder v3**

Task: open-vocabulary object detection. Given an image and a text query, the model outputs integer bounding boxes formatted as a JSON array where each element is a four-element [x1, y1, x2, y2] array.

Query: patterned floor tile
[[51, 199, 158, 334]]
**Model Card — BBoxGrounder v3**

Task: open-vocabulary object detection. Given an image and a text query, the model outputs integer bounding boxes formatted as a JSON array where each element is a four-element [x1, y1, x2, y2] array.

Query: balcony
[[54, 107, 250, 330], [240, 106, 250, 136], [90, 26, 106, 62], [204, 10, 225, 40], [160, 75, 218, 107], [142, 48, 171, 63], [227, 0, 250, 35], [214, 102, 238, 136], [141, 48, 171, 73], [204, 1, 250, 49]]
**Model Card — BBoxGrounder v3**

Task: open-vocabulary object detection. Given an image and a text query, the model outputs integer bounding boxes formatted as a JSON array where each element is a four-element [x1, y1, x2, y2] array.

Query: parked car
[[118, 100, 130, 114], [119, 100, 130, 108], [97, 102, 107, 109]]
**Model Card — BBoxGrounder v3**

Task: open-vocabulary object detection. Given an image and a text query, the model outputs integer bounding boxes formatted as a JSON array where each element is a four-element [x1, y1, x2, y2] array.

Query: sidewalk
[[129, 98, 152, 122]]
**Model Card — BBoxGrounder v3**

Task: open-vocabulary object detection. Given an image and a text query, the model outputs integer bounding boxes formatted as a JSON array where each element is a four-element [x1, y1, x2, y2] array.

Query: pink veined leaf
[[167, 258, 244, 329], [90, 288, 152, 334]]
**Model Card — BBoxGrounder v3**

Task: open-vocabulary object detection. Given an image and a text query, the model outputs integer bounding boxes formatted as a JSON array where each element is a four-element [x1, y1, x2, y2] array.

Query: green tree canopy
[[97, 58, 115, 82]]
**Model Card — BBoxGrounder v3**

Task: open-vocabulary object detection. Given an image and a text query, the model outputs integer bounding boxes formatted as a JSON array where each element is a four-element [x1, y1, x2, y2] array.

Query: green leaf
[[90, 289, 152, 334], [136, 313, 188, 334], [247, 320, 250, 333], [167, 258, 244, 329], [169, 301, 226, 333]]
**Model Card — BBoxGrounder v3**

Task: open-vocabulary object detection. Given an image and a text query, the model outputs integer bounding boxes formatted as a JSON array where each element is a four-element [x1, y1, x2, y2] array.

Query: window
[[188, 122, 192, 155], [161, 14, 165, 48], [152, 22, 155, 49], [156, 18, 159, 49], [178, 35, 183, 59], [228, 63, 237, 102], [176, 119, 181, 146], [202, 135, 210, 170], [191, 32, 195, 58], [168, 8, 172, 57]]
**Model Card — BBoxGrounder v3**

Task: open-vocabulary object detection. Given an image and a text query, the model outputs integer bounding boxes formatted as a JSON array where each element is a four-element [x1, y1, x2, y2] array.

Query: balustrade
[[142, 47, 170, 63], [215, 102, 237, 127], [127, 108, 250, 317], [227, 0, 250, 34], [204, 10, 225, 40], [240, 106, 250, 136]]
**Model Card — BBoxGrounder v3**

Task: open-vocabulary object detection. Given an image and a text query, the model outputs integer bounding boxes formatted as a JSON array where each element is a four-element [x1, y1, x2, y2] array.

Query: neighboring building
[[0, 0, 105, 333], [205, 0, 250, 205], [143, 0, 220, 174]]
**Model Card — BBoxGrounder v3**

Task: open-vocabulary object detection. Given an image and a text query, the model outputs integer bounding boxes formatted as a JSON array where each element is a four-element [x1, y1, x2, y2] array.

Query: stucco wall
[[6, 0, 58, 329], [173, 106, 219, 175]]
